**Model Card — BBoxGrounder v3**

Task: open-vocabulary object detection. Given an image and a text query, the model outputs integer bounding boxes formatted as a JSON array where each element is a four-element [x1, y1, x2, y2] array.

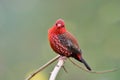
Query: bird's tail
[[71, 53, 91, 71], [79, 58, 91, 71]]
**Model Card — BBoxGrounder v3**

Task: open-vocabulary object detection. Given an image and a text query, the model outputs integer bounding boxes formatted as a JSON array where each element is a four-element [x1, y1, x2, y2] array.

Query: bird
[[48, 19, 91, 71]]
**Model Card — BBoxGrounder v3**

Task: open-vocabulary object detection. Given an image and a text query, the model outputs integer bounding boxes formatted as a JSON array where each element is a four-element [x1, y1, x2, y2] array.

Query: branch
[[25, 55, 60, 80], [69, 58, 119, 74], [25, 55, 119, 80], [49, 56, 67, 80]]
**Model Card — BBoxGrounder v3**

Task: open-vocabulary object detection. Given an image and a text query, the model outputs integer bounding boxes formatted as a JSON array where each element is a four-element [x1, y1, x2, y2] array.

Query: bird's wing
[[58, 32, 82, 54]]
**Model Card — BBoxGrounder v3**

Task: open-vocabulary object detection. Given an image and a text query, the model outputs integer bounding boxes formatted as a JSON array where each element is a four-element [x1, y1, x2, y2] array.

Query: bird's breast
[[49, 34, 71, 57]]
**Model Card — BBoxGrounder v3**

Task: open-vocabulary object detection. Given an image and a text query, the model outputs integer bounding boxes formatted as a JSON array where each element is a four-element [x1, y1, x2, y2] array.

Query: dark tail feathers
[[80, 58, 91, 71]]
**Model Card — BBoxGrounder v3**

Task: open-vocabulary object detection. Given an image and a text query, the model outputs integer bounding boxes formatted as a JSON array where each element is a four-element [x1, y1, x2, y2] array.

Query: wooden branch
[[25, 55, 119, 80], [25, 55, 60, 80], [49, 56, 67, 80], [69, 58, 119, 74]]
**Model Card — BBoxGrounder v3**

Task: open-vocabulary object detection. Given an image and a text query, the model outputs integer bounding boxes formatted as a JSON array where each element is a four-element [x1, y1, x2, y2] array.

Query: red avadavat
[[48, 19, 91, 71]]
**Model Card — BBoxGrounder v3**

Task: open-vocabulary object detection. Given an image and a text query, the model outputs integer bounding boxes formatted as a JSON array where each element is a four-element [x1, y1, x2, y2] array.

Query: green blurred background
[[0, 0, 120, 80]]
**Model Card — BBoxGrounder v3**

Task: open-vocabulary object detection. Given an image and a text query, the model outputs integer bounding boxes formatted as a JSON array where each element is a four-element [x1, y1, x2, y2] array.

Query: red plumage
[[48, 19, 91, 70]]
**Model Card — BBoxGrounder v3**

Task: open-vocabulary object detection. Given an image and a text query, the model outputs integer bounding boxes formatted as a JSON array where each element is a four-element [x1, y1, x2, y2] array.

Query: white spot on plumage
[[50, 35, 71, 57]]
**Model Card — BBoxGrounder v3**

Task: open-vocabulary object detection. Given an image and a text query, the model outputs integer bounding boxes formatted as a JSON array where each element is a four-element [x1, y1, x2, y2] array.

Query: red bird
[[48, 19, 91, 71]]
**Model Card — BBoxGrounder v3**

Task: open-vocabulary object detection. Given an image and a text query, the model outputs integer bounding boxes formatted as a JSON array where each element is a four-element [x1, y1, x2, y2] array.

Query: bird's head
[[55, 19, 65, 28], [49, 19, 66, 35]]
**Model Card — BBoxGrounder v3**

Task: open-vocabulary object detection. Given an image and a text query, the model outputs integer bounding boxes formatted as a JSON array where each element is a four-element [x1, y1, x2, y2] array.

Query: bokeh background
[[0, 0, 120, 80]]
